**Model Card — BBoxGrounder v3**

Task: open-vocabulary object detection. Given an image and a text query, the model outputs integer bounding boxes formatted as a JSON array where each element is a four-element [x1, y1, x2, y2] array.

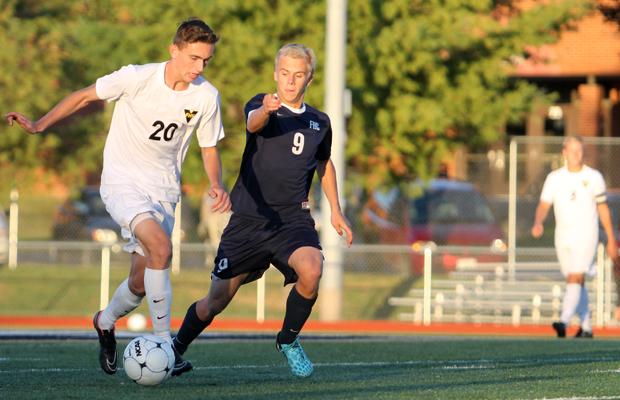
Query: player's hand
[[5, 112, 39, 134], [261, 93, 281, 115], [208, 186, 231, 213], [531, 223, 544, 238], [331, 211, 353, 247]]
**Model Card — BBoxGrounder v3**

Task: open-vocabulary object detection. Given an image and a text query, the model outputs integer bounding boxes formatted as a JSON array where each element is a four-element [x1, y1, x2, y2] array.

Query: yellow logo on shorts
[[184, 109, 198, 123]]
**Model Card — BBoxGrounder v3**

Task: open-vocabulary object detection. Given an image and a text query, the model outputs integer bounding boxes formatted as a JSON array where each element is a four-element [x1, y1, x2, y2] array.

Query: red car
[[362, 179, 506, 275]]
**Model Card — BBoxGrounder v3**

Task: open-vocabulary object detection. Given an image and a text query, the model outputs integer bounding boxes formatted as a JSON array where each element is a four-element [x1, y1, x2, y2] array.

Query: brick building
[[512, 4, 620, 138]]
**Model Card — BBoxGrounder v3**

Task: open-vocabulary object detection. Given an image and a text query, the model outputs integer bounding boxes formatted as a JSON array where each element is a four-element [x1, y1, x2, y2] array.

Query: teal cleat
[[277, 337, 314, 377]]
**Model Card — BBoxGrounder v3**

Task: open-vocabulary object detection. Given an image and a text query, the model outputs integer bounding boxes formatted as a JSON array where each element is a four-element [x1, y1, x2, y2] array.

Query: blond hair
[[275, 44, 316, 79]]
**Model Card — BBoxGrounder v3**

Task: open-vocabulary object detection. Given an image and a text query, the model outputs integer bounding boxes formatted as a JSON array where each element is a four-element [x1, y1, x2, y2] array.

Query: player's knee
[[147, 240, 172, 266], [303, 264, 322, 285], [299, 256, 323, 282], [296, 264, 322, 297]]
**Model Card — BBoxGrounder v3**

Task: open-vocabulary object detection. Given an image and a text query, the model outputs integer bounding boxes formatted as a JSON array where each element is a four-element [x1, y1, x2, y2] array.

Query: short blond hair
[[275, 44, 316, 79]]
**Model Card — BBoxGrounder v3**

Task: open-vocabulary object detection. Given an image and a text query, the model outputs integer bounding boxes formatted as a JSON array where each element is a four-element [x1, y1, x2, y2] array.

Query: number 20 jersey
[[96, 62, 225, 202], [230, 93, 332, 221]]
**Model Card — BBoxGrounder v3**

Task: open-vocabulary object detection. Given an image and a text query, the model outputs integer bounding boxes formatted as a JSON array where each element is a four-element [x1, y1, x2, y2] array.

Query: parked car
[[361, 179, 507, 274], [0, 208, 8, 264], [52, 186, 121, 243]]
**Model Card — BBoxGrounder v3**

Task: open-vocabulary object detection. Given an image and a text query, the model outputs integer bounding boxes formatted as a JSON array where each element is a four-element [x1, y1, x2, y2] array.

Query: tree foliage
[[346, 0, 593, 188], [0, 0, 594, 191]]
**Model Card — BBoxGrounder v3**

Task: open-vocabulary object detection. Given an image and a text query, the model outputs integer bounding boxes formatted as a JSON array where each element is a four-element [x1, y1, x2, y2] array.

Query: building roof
[[514, 5, 620, 78]]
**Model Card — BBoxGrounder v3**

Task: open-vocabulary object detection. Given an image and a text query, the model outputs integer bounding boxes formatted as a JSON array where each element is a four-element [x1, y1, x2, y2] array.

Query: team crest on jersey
[[582, 180, 589, 188], [309, 120, 320, 131], [184, 109, 198, 123]]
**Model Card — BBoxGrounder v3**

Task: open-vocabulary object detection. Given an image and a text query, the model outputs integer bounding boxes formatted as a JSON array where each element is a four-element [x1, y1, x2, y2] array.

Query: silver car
[[0, 208, 8, 265]]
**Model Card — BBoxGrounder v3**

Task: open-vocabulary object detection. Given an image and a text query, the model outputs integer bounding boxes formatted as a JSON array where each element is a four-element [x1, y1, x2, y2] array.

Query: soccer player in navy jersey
[[173, 43, 353, 377]]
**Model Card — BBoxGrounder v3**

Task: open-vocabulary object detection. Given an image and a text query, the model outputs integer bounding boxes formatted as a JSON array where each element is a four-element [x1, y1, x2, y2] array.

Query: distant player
[[531, 136, 619, 338], [5, 18, 230, 376], [172, 43, 353, 377]]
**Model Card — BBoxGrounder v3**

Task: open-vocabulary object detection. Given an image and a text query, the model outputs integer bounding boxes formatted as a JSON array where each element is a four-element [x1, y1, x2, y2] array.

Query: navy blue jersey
[[230, 93, 332, 221]]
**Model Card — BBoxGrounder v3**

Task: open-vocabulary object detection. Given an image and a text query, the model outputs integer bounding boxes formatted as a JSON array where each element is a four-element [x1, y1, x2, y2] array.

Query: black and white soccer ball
[[123, 335, 175, 386]]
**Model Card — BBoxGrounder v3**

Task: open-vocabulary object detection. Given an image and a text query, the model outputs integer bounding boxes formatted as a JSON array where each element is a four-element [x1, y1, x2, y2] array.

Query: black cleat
[[93, 311, 117, 375], [575, 328, 594, 338], [552, 321, 566, 338], [171, 345, 193, 377]]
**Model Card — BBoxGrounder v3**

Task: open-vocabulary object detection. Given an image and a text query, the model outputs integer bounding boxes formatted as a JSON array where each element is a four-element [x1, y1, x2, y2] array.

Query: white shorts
[[100, 184, 176, 256], [554, 238, 597, 277]]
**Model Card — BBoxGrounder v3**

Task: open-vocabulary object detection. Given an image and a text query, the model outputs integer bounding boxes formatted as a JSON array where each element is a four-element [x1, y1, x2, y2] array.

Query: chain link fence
[[3, 135, 620, 325]]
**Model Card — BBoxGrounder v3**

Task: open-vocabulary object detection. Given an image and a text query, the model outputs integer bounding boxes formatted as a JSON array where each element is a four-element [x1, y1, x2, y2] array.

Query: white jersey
[[96, 62, 225, 202], [540, 165, 606, 245]]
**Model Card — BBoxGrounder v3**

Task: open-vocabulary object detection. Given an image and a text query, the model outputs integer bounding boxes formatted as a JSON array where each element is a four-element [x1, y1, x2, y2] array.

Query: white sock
[[144, 267, 172, 343], [576, 285, 591, 332], [98, 279, 143, 330], [560, 283, 582, 325]]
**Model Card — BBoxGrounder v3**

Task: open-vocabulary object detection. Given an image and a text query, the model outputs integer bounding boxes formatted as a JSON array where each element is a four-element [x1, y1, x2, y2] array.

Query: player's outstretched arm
[[5, 84, 99, 134], [247, 94, 280, 134], [531, 201, 551, 238], [201, 146, 231, 213], [316, 159, 353, 247]]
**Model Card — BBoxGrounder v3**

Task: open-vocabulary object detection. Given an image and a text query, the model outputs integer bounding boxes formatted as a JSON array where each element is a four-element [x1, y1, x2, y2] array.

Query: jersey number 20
[[292, 132, 305, 155], [149, 121, 178, 141]]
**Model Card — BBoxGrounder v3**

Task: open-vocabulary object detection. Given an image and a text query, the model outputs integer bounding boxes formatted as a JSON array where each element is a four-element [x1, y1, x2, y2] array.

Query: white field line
[[523, 397, 620, 400], [2, 355, 620, 374]]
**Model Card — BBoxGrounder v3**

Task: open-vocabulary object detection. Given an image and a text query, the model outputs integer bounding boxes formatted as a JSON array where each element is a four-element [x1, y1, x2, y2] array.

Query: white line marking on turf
[[0, 368, 90, 373], [440, 365, 493, 370], [2, 355, 620, 374], [591, 368, 620, 374], [524, 397, 620, 400]]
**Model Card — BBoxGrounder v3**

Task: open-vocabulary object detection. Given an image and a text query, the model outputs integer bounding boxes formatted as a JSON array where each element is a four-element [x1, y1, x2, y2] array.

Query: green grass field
[[2, 337, 620, 399]]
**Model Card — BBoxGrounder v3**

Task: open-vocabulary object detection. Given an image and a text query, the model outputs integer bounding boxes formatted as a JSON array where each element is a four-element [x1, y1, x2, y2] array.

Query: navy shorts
[[212, 212, 322, 285]]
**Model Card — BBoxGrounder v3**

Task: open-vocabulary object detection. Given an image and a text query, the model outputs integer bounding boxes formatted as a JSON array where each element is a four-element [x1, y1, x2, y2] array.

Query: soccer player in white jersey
[[531, 136, 619, 338], [5, 18, 230, 376]]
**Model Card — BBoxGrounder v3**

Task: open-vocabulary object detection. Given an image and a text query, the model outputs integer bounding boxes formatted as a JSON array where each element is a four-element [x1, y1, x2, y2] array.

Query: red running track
[[2, 315, 620, 337]]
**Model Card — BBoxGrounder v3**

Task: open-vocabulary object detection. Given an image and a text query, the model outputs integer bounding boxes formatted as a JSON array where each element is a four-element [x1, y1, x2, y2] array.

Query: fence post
[[507, 138, 517, 281], [605, 251, 613, 326], [8, 188, 19, 270], [595, 243, 604, 327], [422, 243, 435, 326], [171, 198, 182, 275], [99, 244, 111, 310], [256, 270, 266, 323]]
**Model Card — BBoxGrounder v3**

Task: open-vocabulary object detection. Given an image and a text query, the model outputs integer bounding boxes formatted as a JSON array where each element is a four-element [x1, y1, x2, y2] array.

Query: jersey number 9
[[292, 132, 305, 155]]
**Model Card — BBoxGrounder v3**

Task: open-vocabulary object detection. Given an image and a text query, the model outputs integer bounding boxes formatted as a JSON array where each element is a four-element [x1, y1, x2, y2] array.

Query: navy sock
[[173, 302, 209, 355], [277, 286, 317, 345]]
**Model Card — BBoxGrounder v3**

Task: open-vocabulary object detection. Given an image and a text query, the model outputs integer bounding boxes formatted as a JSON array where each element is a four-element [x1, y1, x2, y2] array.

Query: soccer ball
[[123, 335, 175, 386]]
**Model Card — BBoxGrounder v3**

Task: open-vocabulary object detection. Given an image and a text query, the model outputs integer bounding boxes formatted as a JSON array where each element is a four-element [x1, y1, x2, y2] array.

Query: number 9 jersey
[[96, 62, 225, 202], [230, 93, 332, 221]]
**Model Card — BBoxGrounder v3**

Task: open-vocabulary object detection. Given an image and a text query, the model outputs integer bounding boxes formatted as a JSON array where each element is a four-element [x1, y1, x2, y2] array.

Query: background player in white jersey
[[5, 18, 230, 376], [171, 43, 353, 378], [531, 136, 619, 338]]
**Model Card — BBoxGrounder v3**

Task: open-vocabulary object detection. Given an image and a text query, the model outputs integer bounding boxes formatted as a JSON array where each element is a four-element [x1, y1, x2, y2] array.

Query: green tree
[[346, 0, 593, 189], [0, 0, 594, 193]]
